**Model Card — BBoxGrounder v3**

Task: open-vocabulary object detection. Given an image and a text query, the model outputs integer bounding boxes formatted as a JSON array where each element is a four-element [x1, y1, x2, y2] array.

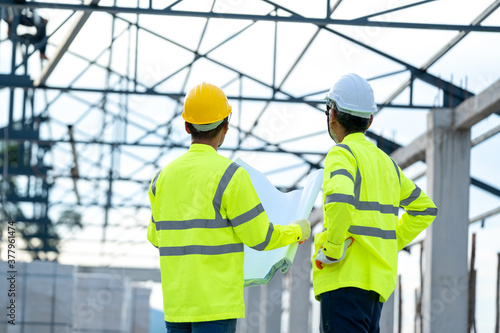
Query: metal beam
[[1, 1, 500, 32], [2, 0, 472, 117], [378, 1, 500, 111], [33, 0, 100, 87], [0, 137, 327, 156], [0, 74, 32, 86], [320, 28, 472, 106], [391, 78, 500, 169], [0, 82, 438, 109], [3, 3, 473, 110], [365, 131, 402, 155], [471, 178, 500, 198], [420, 0, 500, 71], [264, 0, 475, 105]]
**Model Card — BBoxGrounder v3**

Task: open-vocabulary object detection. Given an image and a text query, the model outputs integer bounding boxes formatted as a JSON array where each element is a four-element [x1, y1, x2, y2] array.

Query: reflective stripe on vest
[[325, 193, 355, 206], [407, 207, 438, 216], [358, 201, 399, 215], [325, 193, 399, 216], [160, 243, 244, 256], [400, 185, 422, 207], [324, 144, 400, 240], [231, 204, 265, 227], [151, 171, 161, 196], [157, 162, 243, 256], [327, 144, 399, 216], [390, 158, 401, 186], [213, 162, 240, 220], [251, 222, 274, 251], [336, 144, 362, 202], [156, 162, 270, 256], [348, 225, 396, 239], [154, 163, 265, 231], [330, 169, 355, 183], [323, 225, 397, 240]]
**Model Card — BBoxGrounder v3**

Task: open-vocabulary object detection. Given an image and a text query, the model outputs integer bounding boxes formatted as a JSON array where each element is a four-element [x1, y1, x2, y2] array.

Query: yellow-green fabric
[[313, 133, 437, 302], [147, 143, 302, 322]]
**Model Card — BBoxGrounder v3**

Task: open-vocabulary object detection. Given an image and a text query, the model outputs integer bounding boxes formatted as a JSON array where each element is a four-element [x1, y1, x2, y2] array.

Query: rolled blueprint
[[234, 158, 323, 287]]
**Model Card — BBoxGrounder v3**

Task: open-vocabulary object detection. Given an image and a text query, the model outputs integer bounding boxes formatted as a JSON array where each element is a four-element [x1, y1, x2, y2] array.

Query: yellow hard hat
[[182, 82, 232, 125]]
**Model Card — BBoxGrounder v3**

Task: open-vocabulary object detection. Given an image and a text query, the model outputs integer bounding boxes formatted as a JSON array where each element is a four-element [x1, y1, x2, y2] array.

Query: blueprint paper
[[234, 158, 323, 287]]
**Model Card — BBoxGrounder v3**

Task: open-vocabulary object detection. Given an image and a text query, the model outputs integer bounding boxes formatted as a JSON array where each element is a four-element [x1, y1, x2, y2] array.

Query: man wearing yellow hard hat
[[147, 82, 311, 332], [313, 74, 438, 332]]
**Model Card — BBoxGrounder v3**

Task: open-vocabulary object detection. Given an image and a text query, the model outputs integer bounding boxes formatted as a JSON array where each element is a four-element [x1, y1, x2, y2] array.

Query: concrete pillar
[[238, 275, 284, 333], [131, 286, 152, 333], [263, 273, 283, 333], [379, 292, 395, 333], [423, 108, 470, 333], [245, 286, 263, 332], [236, 288, 248, 333], [289, 238, 312, 333]]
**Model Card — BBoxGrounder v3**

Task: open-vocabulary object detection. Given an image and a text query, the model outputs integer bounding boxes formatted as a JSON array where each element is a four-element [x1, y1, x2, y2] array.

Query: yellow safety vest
[[313, 133, 437, 302], [147, 144, 302, 322]]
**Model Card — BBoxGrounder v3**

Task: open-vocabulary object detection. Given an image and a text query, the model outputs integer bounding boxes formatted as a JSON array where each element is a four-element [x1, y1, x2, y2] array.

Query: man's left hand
[[315, 248, 337, 270], [314, 237, 354, 270]]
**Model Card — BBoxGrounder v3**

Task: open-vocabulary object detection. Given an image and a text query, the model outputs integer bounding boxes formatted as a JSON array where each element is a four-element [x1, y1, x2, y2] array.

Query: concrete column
[[245, 286, 263, 332], [289, 238, 312, 333], [263, 273, 283, 333], [238, 275, 284, 333], [423, 108, 470, 333], [236, 288, 248, 333], [379, 292, 395, 333]]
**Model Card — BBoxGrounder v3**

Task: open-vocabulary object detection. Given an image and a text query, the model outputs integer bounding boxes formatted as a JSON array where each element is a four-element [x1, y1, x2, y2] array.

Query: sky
[[1, 0, 500, 332]]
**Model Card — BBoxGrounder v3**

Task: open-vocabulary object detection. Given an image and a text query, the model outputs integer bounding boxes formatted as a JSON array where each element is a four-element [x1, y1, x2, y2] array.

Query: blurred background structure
[[1, 0, 500, 332]]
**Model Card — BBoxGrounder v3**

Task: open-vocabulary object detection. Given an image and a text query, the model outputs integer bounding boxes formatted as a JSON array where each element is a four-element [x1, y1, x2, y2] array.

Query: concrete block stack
[[74, 273, 133, 333], [0, 260, 152, 333], [0, 260, 76, 333], [131, 286, 152, 333]]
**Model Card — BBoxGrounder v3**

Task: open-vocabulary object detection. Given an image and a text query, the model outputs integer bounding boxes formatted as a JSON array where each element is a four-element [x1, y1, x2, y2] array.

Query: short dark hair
[[187, 117, 228, 139], [333, 104, 370, 134]]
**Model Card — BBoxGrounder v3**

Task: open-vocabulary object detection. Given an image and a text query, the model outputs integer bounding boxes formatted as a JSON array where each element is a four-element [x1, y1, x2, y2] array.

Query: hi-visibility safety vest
[[313, 133, 437, 302], [147, 144, 302, 323]]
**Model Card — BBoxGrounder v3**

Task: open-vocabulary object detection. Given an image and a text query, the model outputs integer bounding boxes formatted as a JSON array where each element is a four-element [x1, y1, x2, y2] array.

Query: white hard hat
[[323, 73, 377, 119]]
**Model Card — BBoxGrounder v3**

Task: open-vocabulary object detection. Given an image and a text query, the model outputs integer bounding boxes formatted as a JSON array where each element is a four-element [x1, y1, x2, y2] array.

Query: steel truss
[[0, 0, 499, 263]]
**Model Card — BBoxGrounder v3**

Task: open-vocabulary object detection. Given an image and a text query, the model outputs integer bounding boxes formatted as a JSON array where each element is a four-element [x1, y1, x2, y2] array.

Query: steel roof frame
[[1, 0, 499, 258], [1, 0, 500, 32]]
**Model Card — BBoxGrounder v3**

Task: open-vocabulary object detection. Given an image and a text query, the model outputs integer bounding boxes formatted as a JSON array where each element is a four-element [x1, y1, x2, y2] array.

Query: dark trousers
[[165, 319, 237, 333], [320, 287, 384, 333]]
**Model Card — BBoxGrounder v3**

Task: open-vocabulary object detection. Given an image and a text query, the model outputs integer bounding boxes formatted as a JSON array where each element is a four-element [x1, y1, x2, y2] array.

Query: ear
[[185, 122, 191, 134], [367, 114, 373, 130], [329, 109, 337, 128], [222, 120, 229, 134]]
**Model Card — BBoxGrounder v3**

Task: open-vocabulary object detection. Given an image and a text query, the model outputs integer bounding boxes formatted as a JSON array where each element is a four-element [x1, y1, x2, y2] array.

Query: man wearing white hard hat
[[312, 74, 438, 332]]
